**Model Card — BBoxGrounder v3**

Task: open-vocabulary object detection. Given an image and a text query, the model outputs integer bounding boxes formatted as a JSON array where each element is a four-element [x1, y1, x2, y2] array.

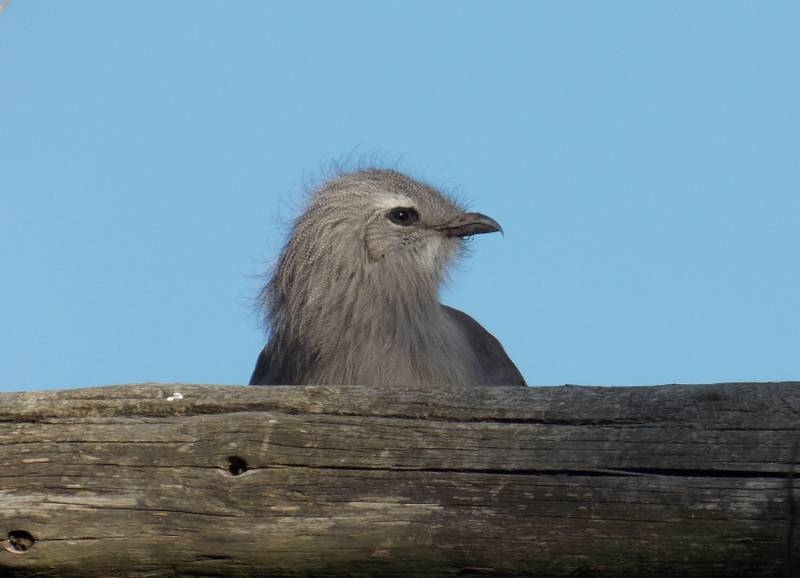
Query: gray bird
[[250, 169, 526, 387]]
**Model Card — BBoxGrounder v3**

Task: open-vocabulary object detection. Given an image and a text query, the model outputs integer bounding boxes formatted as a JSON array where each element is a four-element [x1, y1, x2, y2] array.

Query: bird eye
[[386, 207, 419, 226]]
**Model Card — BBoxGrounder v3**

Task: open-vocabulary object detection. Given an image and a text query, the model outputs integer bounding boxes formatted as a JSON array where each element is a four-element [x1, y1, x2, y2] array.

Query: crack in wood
[[258, 463, 796, 480], [37, 501, 243, 518]]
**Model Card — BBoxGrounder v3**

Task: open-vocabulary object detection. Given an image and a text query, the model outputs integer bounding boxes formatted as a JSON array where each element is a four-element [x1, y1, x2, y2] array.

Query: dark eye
[[386, 207, 419, 226]]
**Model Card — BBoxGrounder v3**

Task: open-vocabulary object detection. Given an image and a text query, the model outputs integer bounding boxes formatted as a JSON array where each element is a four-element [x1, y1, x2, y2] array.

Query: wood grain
[[1, 382, 798, 577]]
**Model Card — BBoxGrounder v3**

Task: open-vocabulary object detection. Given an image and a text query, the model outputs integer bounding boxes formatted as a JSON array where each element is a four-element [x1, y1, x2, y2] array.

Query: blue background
[[2, 2, 798, 392]]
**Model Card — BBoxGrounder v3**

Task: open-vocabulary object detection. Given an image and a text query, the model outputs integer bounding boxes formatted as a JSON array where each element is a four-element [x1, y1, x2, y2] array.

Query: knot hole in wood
[[3, 530, 35, 554], [227, 455, 249, 476]]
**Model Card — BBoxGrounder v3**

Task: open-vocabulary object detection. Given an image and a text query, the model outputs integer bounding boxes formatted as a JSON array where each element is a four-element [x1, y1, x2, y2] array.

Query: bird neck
[[312, 259, 445, 344], [267, 256, 477, 386]]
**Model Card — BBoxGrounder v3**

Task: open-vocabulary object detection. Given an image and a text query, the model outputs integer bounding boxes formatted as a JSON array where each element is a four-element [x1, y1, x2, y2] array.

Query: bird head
[[299, 169, 500, 278], [268, 169, 502, 327]]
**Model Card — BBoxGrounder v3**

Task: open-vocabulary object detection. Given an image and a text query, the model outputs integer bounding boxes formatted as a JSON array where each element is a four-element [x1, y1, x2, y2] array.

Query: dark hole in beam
[[4, 530, 35, 554], [227, 455, 249, 476]]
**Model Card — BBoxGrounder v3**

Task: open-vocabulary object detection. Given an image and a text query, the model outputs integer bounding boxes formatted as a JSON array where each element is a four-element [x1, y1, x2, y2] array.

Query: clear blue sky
[[2, 2, 798, 392]]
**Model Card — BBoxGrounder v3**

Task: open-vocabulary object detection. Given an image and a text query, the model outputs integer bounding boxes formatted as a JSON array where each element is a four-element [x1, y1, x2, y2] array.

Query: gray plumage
[[250, 169, 526, 387]]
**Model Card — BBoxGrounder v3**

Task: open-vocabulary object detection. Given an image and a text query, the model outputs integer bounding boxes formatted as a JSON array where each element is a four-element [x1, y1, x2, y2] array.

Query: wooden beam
[[1, 382, 798, 577]]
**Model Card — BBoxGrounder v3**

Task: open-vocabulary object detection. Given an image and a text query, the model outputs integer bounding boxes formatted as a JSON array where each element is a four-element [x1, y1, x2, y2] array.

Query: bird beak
[[435, 212, 503, 238]]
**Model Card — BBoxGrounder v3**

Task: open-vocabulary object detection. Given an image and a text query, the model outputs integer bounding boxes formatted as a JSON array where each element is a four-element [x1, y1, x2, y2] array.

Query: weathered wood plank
[[0, 382, 798, 577]]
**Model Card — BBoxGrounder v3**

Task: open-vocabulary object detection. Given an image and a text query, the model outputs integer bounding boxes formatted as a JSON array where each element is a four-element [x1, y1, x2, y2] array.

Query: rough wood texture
[[0, 382, 798, 577]]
